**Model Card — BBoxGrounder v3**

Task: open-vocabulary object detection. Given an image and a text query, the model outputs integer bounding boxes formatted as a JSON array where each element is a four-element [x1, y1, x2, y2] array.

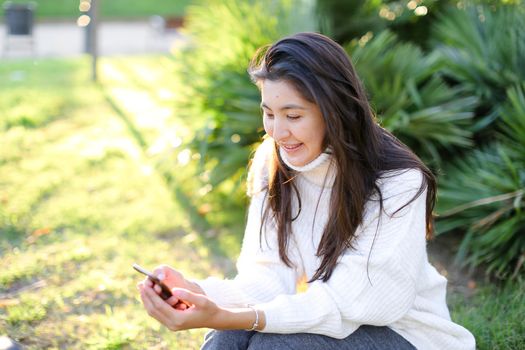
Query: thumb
[[171, 288, 207, 308]]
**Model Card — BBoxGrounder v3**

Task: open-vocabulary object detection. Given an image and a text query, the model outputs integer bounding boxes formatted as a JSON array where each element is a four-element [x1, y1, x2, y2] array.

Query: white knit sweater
[[197, 139, 475, 350]]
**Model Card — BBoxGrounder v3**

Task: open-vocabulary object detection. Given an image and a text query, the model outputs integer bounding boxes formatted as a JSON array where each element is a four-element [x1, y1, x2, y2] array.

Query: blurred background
[[0, 0, 523, 349]]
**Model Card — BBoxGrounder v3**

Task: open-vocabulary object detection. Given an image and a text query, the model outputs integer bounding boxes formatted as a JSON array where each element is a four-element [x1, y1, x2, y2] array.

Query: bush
[[433, 4, 525, 279], [316, 0, 454, 47], [432, 3, 525, 132], [437, 84, 525, 279], [348, 30, 478, 166]]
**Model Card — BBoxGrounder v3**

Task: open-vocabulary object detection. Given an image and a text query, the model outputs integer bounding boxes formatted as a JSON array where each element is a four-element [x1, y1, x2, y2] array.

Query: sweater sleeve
[[257, 169, 428, 338], [196, 139, 298, 308], [196, 190, 298, 307]]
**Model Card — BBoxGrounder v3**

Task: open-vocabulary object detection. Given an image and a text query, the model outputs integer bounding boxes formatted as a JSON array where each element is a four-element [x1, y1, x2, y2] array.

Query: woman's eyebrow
[[260, 102, 307, 111]]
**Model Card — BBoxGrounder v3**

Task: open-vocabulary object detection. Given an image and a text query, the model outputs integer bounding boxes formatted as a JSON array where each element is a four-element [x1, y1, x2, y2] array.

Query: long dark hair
[[248, 32, 436, 282]]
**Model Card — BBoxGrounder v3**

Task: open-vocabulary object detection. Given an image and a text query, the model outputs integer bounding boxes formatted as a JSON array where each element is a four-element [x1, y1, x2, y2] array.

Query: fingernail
[[158, 273, 165, 280]]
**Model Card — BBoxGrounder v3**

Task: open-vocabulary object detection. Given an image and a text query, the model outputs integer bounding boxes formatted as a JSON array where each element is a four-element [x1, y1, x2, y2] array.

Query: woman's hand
[[147, 265, 205, 297], [138, 282, 222, 331]]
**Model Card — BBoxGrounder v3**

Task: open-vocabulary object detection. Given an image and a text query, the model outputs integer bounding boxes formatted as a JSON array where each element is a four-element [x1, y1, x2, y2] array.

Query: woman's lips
[[281, 143, 303, 153]]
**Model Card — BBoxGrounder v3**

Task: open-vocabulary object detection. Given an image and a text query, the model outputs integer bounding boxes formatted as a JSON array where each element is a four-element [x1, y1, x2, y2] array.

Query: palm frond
[[501, 83, 525, 155], [437, 143, 525, 279], [348, 31, 478, 165], [432, 4, 525, 130]]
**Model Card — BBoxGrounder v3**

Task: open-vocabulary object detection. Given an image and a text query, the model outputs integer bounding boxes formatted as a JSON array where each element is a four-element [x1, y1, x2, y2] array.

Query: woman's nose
[[272, 118, 290, 141]]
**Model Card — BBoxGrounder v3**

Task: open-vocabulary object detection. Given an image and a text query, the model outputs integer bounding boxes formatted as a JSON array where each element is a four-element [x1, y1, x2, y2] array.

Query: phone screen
[[133, 263, 172, 300]]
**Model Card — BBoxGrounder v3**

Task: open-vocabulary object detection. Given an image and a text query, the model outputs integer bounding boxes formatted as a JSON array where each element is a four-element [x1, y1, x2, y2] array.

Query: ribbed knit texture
[[197, 138, 475, 350]]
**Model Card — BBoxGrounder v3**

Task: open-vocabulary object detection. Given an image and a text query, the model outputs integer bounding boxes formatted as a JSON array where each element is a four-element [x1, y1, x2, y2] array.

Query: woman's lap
[[200, 329, 253, 350], [200, 326, 416, 350]]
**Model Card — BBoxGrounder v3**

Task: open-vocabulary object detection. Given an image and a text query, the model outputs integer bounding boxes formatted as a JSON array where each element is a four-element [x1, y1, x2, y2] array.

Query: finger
[[139, 285, 158, 317], [166, 295, 181, 307], [143, 285, 169, 315], [153, 284, 162, 294], [171, 288, 206, 308], [142, 283, 160, 302], [144, 285, 181, 321], [165, 295, 190, 309], [175, 302, 188, 311], [144, 284, 178, 312], [168, 288, 192, 308], [154, 265, 169, 279], [168, 298, 190, 310]]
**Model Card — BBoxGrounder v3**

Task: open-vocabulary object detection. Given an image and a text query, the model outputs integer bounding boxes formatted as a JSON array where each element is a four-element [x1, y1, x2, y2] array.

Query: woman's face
[[261, 79, 326, 167]]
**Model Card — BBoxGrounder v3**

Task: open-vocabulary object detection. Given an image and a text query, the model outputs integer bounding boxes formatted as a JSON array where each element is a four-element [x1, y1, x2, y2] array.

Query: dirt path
[[428, 233, 481, 299]]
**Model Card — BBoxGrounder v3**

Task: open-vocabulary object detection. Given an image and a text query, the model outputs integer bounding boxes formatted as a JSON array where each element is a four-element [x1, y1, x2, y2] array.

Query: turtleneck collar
[[279, 147, 336, 188]]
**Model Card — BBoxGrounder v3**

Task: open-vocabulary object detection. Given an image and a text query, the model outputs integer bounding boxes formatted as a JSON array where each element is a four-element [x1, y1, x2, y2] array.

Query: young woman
[[138, 32, 475, 349]]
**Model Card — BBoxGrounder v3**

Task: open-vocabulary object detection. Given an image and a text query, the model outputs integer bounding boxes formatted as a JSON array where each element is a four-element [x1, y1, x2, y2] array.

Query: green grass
[[0, 56, 237, 349], [450, 278, 525, 349], [0, 55, 523, 349], [1, 0, 193, 20]]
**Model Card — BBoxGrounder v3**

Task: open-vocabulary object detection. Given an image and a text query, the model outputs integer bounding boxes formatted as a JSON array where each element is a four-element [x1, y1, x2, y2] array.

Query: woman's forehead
[[261, 80, 312, 109]]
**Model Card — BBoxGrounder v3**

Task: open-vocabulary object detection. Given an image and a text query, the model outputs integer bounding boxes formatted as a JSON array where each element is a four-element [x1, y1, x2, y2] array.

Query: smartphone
[[133, 263, 173, 300]]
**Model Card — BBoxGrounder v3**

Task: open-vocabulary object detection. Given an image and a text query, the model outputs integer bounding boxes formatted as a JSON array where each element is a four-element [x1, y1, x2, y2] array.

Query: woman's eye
[[265, 113, 274, 119], [287, 115, 301, 120]]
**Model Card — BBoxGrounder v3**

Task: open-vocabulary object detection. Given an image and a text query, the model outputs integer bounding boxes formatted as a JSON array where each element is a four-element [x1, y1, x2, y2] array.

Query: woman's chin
[[280, 145, 320, 167], [286, 155, 311, 167]]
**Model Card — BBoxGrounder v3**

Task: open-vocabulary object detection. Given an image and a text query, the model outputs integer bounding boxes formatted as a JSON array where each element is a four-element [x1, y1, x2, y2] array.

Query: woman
[[138, 32, 475, 349]]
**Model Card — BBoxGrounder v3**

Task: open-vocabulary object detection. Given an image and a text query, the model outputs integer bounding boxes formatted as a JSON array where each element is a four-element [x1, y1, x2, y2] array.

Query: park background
[[0, 0, 523, 349]]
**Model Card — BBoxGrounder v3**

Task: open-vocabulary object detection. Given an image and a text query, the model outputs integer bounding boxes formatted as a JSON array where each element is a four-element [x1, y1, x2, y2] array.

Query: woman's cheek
[[263, 119, 273, 136]]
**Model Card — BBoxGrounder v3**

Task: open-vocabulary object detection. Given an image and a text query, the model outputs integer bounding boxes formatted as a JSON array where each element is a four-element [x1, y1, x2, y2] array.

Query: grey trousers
[[200, 325, 416, 350]]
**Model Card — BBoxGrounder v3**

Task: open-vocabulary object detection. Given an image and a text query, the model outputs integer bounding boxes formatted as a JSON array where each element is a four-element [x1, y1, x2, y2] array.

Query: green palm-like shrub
[[433, 3, 525, 131], [437, 84, 525, 279], [348, 31, 478, 165], [316, 0, 385, 43], [501, 84, 525, 156], [432, 3, 525, 279], [316, 0, 454, 47]]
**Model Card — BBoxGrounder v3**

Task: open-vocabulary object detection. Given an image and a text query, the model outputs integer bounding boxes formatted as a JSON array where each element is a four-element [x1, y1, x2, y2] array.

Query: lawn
[[0, 56, 523, 349], [0, 0, 194, 20], [0, 56, 238, 349]]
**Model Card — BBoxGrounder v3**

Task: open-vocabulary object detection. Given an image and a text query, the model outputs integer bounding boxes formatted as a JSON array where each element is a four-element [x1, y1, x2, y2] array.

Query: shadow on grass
[[0, 225, 26, 254], [100, 86, 147, 150], [100, 85, 239, 263]]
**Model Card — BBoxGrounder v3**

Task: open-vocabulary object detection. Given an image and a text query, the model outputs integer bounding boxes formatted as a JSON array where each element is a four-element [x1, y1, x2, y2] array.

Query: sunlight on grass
[[99, 57, 191, 159], [61, 130, 142, 160], [5, 295, 47, 326], [0, 56, 232, 349], [0, 89, 66, 130], [99, 60, 130, 85], [107, 88, 174, 129]]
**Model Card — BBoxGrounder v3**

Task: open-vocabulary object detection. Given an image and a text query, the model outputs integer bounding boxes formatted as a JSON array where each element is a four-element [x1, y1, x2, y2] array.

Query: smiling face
[[261, 80, 326, 167]]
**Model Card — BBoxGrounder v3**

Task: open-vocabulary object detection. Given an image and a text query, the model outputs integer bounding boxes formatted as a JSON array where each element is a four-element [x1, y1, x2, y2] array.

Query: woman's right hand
[[149, 265, 205, 303]]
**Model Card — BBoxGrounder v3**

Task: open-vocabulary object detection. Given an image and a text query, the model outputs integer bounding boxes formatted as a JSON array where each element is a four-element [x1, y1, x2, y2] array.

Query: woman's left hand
[[138, 282, 222, 331]]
